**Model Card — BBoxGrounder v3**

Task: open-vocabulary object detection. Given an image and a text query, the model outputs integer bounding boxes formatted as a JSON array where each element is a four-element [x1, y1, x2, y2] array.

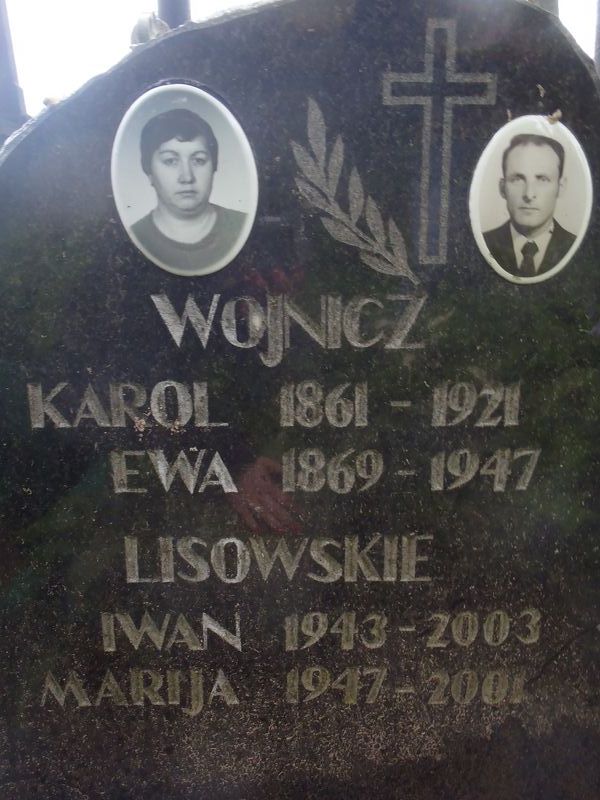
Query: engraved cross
[[383, 19, 497, 265]]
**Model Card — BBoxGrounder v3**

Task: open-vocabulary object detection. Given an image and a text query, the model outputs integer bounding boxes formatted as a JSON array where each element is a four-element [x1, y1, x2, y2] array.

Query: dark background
[[0, 0, 598, 796]]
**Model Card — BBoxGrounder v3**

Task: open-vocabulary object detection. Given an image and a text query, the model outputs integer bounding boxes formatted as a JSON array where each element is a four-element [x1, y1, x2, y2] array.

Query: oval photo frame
[[111, 83, 258, 277], [469, 115, 592, 285]]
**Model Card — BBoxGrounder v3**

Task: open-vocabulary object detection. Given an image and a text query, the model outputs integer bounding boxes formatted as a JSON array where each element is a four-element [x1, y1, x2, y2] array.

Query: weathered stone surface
[[0, 0, 598, 797]]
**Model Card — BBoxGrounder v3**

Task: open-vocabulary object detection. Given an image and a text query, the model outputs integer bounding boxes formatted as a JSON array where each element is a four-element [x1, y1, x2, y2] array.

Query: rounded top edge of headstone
[[514, 0, 600, 93], [0, 0, 598, 168], [0, 0, 300, 165]]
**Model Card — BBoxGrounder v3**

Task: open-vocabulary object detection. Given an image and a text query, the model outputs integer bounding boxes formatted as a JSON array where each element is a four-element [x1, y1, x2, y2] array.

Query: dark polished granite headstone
[[0, 1, 599, 797]]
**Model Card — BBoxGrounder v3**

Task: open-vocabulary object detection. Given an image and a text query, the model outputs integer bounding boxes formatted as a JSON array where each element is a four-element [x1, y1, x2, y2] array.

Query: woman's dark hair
[[140, 109, 218, 173]]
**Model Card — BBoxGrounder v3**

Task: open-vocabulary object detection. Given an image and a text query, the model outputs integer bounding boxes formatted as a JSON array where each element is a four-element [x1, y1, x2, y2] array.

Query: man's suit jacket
[[483, 220, 576, 276]]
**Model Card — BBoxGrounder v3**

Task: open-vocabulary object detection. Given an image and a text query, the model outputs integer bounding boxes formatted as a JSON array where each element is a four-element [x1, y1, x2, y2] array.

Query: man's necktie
[[521, 241, 539, 276]]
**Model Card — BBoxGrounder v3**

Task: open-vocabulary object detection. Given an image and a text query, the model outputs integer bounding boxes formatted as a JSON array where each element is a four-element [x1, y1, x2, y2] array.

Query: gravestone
[[0, 0, 599, 797]]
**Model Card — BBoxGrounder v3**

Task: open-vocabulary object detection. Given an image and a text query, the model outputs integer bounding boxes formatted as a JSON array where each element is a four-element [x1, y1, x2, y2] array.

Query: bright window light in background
[[5, 0, 599, 117], [6, 0, 256, 115], [560, 0, 597, 57], [6, 0, 147, 114]]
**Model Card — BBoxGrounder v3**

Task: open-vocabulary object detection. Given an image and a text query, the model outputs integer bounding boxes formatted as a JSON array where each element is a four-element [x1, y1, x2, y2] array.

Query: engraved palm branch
[[291, 98, 418, 284]]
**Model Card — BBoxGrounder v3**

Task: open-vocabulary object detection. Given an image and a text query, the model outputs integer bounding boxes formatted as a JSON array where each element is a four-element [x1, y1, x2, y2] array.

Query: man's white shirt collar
[[510, 221, 554, 273]]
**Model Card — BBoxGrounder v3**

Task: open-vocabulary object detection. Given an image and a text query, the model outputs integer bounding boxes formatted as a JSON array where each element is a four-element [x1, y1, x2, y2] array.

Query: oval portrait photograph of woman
[[469, 115, 592, 285], [111, 83, 259, 277]]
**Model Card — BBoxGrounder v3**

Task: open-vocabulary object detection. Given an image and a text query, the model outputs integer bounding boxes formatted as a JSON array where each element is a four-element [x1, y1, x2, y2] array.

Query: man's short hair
[[140, 109, 219, 174], [501, 133, 565, 179]]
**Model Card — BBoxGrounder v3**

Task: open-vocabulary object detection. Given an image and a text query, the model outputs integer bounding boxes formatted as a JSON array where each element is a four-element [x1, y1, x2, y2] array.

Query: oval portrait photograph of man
[[111, 83, 259, 277], [469, 115, 592, 285]]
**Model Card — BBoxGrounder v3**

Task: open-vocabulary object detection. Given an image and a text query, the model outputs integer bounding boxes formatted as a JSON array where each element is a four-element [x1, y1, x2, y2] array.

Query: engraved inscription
[[151, 293, 427, 365], [432, 382, 521, 427], [282, 448, 384, 494], [123, 535, 433, 585], [280, 381, 369, 428], [430, 448, 541, 492], [41, 668, 239, 717]]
